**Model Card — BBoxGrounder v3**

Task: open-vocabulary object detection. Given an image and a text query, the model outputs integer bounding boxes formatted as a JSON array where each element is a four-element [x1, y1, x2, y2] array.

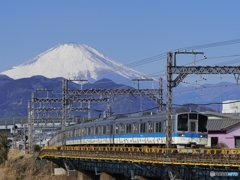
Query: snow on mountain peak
[[1, 43, 151, 82]]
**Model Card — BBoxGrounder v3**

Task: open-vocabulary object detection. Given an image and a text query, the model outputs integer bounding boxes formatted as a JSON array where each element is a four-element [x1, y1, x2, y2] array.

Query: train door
[[189, 113, 198, 133], [115, 123, 119, 144], [106, 124, 113, 144], [188, 120, 198, 146], [189, 121, 197, 133], [133, 122, 138, 144], [125, 123, 132, 144], [94, 125, 98, 143], [147, 121, 153, 143], [78, 128, 81, 144]]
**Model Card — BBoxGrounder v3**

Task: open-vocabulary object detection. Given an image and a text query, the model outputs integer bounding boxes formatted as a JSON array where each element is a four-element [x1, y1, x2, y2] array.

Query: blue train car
[[48, 111, 208, 148]]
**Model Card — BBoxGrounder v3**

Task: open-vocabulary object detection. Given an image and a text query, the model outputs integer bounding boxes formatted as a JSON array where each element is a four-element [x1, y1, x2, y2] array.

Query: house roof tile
[[207, 118, 240, 131]]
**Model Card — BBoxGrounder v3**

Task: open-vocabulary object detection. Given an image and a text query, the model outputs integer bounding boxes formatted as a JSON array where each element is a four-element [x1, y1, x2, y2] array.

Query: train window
[[95, 126, 98, 135], [198, 114, 208, 132], [189, 113, 198, 119], [140, 123, 146, 133], [82, 128, 86, 136], [90, 127, 94, 135], [87, 127, 91, 135], [103, 126, 106, 134], [119, 123, 124, 134], [148, 121, 153, 133], [115, 124, 119, 134], [72, 129, 74, 137], [126, 124, 132, 133], [110, 125, 113, 134], [155, 122, 161, 132], [98, 126, 102, 135], [177, 114, 188, 131], [133, 122, 138, 133], [189, 113, 198, 120], [106, 124, 110, 134]]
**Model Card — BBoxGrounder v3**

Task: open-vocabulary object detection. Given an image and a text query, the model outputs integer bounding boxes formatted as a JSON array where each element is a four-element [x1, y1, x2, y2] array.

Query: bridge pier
[[100, 172, 127, 180], [77, 171, 128, 180], [134, 176, 147, 180], [77, 170, 98, 180]]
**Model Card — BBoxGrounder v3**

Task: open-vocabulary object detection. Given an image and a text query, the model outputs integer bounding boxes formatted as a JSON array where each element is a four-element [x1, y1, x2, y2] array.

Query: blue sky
[[1, 1, 240, 85]]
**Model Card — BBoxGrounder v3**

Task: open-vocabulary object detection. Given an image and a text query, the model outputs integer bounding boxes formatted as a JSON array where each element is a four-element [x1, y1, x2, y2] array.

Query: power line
[[178, 39, 240, 51], [78, 39, 240, 88]]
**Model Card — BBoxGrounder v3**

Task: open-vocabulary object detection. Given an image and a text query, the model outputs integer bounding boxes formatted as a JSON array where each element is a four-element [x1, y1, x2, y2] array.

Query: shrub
[[33, 144, 41, 152], [0, 133, 10, 165]]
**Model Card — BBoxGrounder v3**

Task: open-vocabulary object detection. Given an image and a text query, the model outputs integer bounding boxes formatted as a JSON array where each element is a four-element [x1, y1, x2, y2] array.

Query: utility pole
[[166, 52, 173, 150], [28, 93, 34, 153], [166, 51, 204, 152], [62, 78, 67, 146], [159, 77, 163, 112], [62, 78, 88, 145]]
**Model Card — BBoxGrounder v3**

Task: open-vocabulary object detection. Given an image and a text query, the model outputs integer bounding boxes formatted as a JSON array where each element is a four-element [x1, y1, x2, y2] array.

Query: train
[[48, 111, 208, 148]]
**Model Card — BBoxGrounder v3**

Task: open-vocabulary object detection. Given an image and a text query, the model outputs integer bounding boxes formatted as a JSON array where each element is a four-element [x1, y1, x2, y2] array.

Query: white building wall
[[222, 100, 240, 113]]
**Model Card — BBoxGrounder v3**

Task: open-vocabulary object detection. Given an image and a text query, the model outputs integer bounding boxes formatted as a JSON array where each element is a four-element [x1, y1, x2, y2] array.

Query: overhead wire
[[124, 53, 166, 67], [84, 39, 240, 115], [110, 97, 240, 116], [125, 39, 240, 69], [130, 40, 240, 83], [178, 39, 240, 51], [87, 38, 240, 88]]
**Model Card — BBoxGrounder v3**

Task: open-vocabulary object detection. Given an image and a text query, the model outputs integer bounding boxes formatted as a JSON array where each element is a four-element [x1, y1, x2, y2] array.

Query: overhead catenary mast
[[166, 51, 240, 150]]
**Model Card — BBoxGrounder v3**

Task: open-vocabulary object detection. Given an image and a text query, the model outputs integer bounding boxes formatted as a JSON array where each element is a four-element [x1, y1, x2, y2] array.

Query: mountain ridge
[[0, 75, 239, 118], [0, 43, 151, 83]]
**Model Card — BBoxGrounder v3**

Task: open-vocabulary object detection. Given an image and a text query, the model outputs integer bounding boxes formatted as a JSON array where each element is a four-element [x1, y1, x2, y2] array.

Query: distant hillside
[[0, 75, 239, 118], [0, 76, 156, 118]]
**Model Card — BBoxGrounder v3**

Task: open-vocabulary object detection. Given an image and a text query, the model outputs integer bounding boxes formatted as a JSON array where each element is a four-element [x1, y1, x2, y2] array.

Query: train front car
[[174, 112, 208, 148]]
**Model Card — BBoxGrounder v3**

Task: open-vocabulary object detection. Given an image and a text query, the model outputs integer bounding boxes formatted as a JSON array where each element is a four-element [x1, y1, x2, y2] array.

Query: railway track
[[39, 145, 240, 167]]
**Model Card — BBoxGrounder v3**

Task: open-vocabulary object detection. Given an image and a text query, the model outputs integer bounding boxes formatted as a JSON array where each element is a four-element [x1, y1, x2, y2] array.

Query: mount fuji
[[1, 43, 151, 83]]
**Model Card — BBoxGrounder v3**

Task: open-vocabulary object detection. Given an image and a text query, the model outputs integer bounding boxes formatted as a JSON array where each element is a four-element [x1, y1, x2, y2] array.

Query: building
[[222, 100, 240, 113], [204, 111, 240, 148]]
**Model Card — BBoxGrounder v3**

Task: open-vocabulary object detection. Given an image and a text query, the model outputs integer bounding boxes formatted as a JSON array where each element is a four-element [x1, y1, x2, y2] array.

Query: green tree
[[33, 144, 41, 152], [0, 134, 10, 165]]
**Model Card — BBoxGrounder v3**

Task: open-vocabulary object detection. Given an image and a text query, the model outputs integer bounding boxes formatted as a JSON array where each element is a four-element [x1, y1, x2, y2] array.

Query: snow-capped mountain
[[0, 43, 151, 82]]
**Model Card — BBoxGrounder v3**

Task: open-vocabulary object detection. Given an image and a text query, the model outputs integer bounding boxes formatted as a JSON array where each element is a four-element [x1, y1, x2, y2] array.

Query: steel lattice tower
[[166, 51, 240, 149]]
